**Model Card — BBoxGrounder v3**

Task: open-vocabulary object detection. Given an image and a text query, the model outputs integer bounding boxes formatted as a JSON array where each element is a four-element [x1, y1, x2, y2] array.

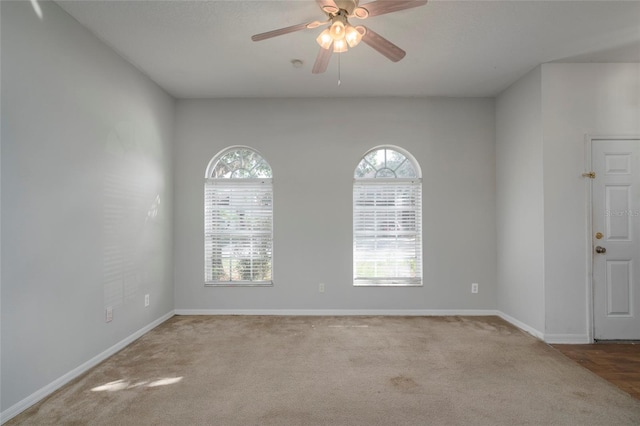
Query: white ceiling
[[56, 0, 640, 98]]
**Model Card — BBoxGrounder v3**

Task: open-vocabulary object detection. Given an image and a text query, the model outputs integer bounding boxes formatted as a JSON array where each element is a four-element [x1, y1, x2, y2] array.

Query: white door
[[592, 138, 640, 340]]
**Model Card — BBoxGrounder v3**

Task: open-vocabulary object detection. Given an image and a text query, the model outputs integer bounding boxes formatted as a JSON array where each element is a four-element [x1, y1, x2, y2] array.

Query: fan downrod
[[323, 0, 367, 18]]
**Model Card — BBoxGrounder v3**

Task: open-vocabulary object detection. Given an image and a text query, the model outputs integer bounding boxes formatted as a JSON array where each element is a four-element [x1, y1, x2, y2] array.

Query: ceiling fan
[[251, 0, 428, 74]]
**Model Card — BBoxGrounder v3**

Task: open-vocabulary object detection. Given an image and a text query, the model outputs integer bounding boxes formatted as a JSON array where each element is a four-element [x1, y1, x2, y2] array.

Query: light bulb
[[345, 25, 362, 47], [316, 28, 333, 50], [333, 38, 348, 53], [329, 21, 345, 41]]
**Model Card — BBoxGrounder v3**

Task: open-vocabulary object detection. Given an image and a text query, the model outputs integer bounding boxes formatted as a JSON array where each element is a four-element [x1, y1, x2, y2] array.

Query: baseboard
[[495, 313, 591, 344], [175, 309, 501, 316], [497, 312, 545, 341], [1, 310, 175, 425], [543, 333, 591, 344]]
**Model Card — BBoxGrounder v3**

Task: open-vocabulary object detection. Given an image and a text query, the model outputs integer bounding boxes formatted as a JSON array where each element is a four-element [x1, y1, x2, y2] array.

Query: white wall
[[542, 63, 640, 340], [496, 66, 545, 335], [495, 63, 640, 341], [1, 1, 175, 413], [174, 98, 496, 312]]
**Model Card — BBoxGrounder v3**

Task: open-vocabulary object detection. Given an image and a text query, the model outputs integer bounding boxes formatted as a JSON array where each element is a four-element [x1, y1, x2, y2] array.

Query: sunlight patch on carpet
[[91, 377, 183, 392], [148, 377, 183, 387]]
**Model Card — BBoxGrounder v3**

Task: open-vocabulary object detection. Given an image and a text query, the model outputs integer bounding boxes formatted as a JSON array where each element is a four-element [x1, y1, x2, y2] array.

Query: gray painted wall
[[1, 1, 175, 411], [174, 98, 497, 311], [542, 63, 640, 338], [495, 63, 640, 341], [496, 66, 545, 334]]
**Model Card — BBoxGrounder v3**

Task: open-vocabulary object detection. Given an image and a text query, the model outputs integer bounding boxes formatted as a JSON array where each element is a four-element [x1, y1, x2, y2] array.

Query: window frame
[[204, 146, 273, 287], [353, 146, 423, 287]]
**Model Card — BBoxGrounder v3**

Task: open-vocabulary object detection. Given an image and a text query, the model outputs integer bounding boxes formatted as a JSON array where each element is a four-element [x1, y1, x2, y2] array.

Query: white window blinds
[[204, 147, 273, 286], [353, 180, 422, 285], [353, 147, 422, 286], [205, 179, 273, 284]]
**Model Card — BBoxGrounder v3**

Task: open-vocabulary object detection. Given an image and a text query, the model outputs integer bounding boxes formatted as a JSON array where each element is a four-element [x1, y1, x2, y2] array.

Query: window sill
[[353, 282, 423, 287], [205, 281, 273, 287]]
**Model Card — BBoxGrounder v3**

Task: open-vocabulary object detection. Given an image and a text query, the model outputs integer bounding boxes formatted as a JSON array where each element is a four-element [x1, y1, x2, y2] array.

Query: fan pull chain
[[337, 53, 341, 86]]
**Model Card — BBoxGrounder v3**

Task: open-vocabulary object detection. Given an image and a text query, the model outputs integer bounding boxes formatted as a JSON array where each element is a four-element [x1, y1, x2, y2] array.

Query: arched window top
[[354, 146, 421, 179], [206, 146, 272, 179]]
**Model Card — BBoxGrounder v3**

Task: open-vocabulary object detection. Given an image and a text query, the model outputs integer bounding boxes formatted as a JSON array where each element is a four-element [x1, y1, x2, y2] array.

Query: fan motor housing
[[334, 0, 359, 15]]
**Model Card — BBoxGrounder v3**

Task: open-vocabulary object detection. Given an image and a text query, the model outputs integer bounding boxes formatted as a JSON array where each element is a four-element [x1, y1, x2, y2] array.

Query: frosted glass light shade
[[345, 25, 362, 47], [329, 21, 345, 41], [316, 28, 333, 49], [333, 38, 348, 53]]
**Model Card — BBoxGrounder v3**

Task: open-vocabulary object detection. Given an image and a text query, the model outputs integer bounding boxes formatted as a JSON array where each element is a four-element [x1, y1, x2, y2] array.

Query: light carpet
[[8, 315, 640, 425]]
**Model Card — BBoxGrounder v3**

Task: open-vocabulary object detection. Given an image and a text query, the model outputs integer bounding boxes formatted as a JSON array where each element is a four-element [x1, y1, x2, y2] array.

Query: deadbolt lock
[[595, 232, 603, 240]]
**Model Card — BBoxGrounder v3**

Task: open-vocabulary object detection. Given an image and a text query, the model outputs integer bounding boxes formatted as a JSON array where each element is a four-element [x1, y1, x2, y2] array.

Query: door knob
[[595, 246, 607, 254]]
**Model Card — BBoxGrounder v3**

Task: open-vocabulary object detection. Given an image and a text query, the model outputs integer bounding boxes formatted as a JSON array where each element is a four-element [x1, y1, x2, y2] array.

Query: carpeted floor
[[8, 315, 640, 425]]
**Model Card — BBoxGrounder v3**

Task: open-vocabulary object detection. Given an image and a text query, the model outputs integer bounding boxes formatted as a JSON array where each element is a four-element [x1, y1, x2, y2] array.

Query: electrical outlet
[[145, 294, 150, 307], [105, 306, 113, 322], [319, 282, 325, 293], [471, 283, 479, 294]]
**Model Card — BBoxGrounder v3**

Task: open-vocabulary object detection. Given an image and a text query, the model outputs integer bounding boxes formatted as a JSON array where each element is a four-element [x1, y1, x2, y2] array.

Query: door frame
[[585, 134, 640, 342]]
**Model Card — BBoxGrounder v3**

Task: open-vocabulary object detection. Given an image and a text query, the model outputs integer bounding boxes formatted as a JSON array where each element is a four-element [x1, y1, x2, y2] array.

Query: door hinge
[[582, 172, 596, 179]]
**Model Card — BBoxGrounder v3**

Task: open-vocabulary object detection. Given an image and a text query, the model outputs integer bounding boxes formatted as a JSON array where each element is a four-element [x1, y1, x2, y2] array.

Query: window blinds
[[204, 179, 273, 285], [353, 179, 422, 285]]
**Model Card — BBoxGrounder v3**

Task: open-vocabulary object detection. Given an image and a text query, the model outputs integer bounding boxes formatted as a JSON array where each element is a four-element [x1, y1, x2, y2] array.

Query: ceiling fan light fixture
[[251, 0, 428, 73], [345, 25, 362, 47], [316, 28, 333, 49], [329, 20, 346, 41], [333, 38, 348, 53]]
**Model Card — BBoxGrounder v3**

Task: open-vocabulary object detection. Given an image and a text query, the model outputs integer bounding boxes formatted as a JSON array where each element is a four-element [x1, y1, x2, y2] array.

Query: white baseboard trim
[[496, 312, 545, 341], [175, 309, 501, 316], [543, 333, 591, 344], [495, 313, 591, 344], [1, 310, 175, 425]]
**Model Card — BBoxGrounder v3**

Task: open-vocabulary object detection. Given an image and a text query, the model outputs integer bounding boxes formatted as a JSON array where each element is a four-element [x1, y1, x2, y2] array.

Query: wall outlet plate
[[105, 306, 113, 322], [319, 283, 325, 293], [145, 294, 150, 307], [471, 283, 479, 294]]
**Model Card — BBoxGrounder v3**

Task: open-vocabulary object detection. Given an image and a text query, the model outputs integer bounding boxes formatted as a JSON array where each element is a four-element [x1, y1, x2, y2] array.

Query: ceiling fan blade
[[316, 0, 339, 14], [359, 0, 427, 18], [360, 26, 406, 62], [312, 45, 333, 74], [251, 22, 315, 42], [307, 19, 330, 29]]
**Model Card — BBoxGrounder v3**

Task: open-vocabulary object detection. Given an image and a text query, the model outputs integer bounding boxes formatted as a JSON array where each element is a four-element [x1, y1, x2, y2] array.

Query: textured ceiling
[[56, 0, 640, 98]]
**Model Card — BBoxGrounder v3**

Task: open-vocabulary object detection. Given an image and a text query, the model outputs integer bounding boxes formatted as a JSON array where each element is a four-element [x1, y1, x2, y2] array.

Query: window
[[353, 146, 422, 286], [204, 147, 273, 286]]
